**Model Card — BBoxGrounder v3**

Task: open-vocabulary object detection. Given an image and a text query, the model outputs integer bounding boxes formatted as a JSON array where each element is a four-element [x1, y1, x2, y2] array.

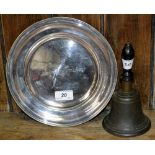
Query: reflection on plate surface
[[27, 38, 96, 108], [6, 17, 117, 126]]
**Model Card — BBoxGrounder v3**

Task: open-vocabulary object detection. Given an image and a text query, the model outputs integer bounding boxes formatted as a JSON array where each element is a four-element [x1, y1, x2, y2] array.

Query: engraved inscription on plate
[[27, 38, 96, 108]]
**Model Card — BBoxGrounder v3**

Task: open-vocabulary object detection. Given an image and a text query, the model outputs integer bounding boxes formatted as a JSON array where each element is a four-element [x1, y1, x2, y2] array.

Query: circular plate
[[6, 17, 117, 126]]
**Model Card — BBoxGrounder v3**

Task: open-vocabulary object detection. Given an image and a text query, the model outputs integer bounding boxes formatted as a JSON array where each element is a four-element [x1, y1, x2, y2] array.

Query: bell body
[[103, 88, 151, 137], [103, 43, 151, 137]]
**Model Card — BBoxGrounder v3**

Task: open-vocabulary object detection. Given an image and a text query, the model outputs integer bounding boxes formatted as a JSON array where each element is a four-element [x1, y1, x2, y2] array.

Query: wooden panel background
[[1, 15, 49, 56], [0, 14, 153, 112], [151, 15, 155, 109], [55, 14, 103, 32], [104, 15, 152, 109], [0, 46, 8, 111]]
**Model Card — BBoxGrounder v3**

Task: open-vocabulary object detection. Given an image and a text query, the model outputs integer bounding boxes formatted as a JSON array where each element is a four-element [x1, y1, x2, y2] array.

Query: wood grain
[[1, 14, 49, 56], [104, 15, 152, 108], [0, 47, 7, 111], [0, 110, 154, 140], [56, 14, 103, 32], [0, 16, 9, 111], [151, 15, 155, 109]]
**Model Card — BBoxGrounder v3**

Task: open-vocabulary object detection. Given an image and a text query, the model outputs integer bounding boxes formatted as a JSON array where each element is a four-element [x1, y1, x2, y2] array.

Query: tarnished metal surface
[[103, 43, 151, 137], [6, 17, 117, 126]]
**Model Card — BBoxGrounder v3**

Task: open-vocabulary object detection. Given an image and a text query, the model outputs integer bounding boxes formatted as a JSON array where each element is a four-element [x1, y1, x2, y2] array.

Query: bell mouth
[[103, 114, 151, 137]]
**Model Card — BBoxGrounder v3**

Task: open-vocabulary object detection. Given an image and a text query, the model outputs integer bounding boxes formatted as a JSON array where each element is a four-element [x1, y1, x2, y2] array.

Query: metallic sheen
[[6, 17, 117, 126]]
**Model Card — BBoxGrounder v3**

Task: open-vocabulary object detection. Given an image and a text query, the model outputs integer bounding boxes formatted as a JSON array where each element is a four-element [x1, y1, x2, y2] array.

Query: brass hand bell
[[102, 43, 151, 137]]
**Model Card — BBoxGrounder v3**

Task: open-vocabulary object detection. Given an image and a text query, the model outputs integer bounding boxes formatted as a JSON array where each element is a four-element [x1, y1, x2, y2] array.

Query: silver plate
[[6, 17, 117, 126]]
